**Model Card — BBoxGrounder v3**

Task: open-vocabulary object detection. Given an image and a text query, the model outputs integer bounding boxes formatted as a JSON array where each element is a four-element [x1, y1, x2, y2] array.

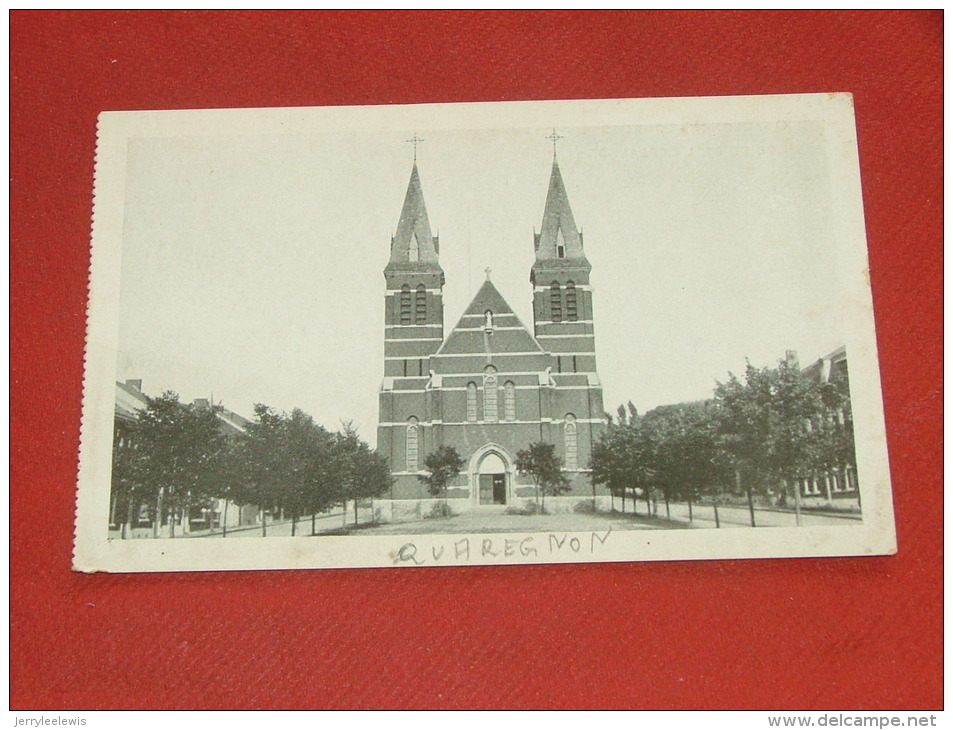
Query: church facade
[[376, 157, 607, 516]]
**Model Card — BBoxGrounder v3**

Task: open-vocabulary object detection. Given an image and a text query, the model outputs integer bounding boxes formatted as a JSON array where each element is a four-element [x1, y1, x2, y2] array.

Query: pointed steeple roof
[[386, 162, 442, 274], [533, 159, 590, 269]]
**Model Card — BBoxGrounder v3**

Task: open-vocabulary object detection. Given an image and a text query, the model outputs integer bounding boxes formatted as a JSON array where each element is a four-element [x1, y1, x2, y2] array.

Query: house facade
[[376, 158, 607, 516]]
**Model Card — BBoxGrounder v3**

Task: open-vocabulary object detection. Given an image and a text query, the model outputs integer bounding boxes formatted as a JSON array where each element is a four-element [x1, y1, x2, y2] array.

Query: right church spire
[[530, 156, 597, 363]]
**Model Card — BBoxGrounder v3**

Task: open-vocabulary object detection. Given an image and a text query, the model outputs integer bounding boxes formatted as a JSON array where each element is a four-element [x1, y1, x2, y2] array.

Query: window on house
[[415, 284, 427, 324], [550, 282, 562, 322], [483, 367, 498, 423], [564, 414, 578, 470], [504, 381, 516, 422], [466, 382, 478, 422], [556, 226, 566, 259], [399, 285, 411, 325], [566, 281, 578, 321], [409, 231, 419, 263], [406, 417, 419, 472]]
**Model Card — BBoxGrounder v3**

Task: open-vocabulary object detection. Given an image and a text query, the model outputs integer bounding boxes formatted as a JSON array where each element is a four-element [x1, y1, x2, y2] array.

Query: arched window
[[484, 309, 493, 330], [406, 417, 419, 472], [556, 226, 566, 259], [466, 382, 478, 422], [564, 414, 578, 470], [550, 282, 562, 322], [415, 284, 427, 324], [399, 285, 411, 325], [504, 381, 516, 422], [409, 232, 419, 263], [565, 281, 578, 321], [483, 366, 498, 423]]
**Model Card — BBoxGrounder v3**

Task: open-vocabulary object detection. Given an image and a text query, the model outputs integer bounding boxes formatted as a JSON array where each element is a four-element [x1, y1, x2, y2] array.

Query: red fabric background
[[10, 11, 942, 710]]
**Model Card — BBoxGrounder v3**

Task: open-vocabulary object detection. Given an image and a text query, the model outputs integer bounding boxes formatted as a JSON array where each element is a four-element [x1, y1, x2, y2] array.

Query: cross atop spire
[[406, 133, 425, 161], [546, 129, 564, 159], [484, 266, 492, 280]]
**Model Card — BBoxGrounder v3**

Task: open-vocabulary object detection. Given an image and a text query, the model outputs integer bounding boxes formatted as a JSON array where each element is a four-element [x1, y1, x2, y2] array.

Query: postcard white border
[[74, 93, 896, 572]]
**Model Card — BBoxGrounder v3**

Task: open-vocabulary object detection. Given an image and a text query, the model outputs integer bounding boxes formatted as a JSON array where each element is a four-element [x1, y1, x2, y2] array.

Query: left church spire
[[382, 160, 446, 383], [386, 162, 443, 275]]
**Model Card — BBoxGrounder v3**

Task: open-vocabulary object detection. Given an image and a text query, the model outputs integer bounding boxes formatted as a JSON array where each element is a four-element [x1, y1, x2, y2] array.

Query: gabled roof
[[434, 278, 548, 362], [460, 278, 521, 319], [386, 162, 442, 274], [115, 380, 150, 422]]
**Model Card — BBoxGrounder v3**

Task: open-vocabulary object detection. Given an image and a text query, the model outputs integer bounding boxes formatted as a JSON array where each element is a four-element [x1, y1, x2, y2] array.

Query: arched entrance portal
[[479, 452, 507, 506], [468, 445, 515, 507]]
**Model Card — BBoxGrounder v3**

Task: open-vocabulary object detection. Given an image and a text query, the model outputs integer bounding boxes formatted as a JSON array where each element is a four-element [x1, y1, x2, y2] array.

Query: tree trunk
[[621, 489, 626, 513], [791, 479, 803, 526], [291, 512, 297, 537], [713, 499, 720, 529], [738, 470, 756, 528], [354, 499, 359, 526], [154, 490, 163, 538], [123, 494, 134, 540], [261, 506, 267, 537], [688, 496, 693, 523], [610, 491, 615, 512], [222, 499, 229, 537], [665, 493, 670, 519], [311, 511, 317, 536]]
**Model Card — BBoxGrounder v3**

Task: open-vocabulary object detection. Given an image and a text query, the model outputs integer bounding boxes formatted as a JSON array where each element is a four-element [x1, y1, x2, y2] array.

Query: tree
[[418, 445, 466, 508], [590, 411, 654, 513], [334, 422, 393, 527], [110, 425, 144, 539], [713, 356, 827, 524], [239, 405, 352, 535], [119, 391, 227, 538], [237, 404, 288, 536], [640, 401, 730, 518], [281, 409, 339, 536], [515, 441, 570, 512]]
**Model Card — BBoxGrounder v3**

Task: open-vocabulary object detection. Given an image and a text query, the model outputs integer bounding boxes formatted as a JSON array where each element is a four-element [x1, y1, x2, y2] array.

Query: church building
[[376, 154, 607, 516]]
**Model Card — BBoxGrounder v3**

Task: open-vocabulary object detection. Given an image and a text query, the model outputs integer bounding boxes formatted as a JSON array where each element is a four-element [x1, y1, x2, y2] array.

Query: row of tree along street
[[111, 354, 856, 536], [111, 394, 392, 538], [590, 354, 858, 525]]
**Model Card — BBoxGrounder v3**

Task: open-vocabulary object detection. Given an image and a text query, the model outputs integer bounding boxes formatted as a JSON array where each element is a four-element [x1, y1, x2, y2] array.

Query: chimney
[[193, 398, 209, 409], [125, 379, 142, 391]]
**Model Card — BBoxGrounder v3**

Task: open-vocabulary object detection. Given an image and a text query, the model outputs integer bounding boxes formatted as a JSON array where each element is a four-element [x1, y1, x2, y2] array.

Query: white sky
[[117, 117, 845, 447]]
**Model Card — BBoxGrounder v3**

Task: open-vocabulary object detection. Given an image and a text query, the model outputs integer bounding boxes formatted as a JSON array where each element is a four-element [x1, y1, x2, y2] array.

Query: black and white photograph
[[75, 94, 896, 571]]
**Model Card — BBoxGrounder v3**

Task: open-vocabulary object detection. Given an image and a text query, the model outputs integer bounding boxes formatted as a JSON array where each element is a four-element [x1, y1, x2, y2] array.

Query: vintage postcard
[[74, 94, 896, 572]]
